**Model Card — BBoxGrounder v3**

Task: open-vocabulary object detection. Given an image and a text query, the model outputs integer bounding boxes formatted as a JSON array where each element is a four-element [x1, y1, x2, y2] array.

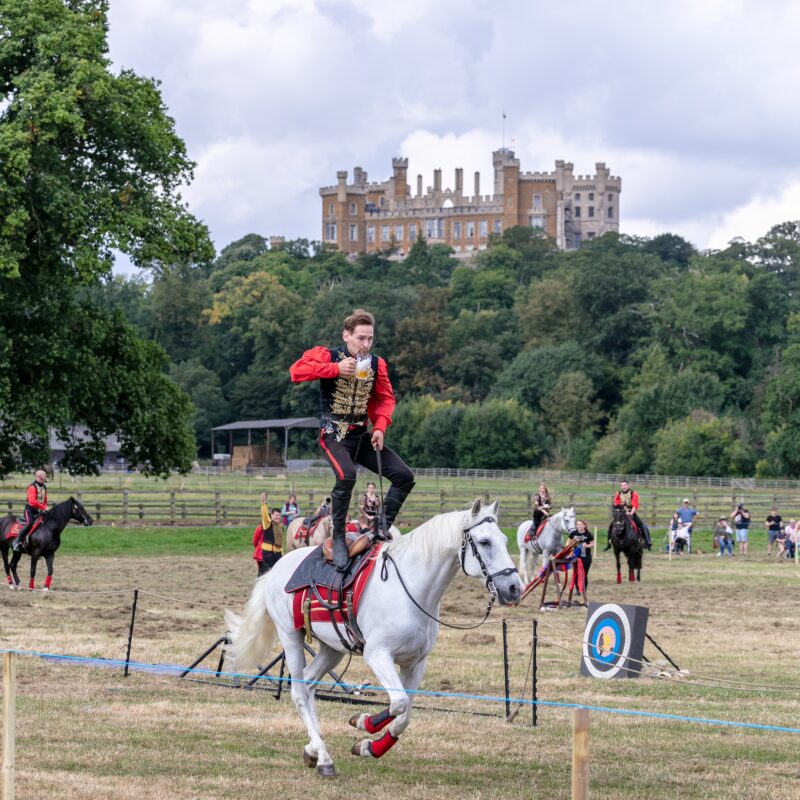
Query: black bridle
[[460, 515, 519, 595]]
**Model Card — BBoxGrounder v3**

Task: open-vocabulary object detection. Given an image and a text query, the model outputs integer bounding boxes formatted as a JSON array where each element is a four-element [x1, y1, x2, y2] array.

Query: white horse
[[225, 498, 521, 777], [516, 507, 577, 584]]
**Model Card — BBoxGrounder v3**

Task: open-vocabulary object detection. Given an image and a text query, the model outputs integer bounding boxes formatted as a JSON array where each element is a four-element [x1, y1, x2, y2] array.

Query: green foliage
[[456, 399, 543, 469], [0, 0, 212, 475]]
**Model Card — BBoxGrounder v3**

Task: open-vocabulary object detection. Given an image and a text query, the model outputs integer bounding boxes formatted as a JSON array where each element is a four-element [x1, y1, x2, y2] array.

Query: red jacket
[[614, 490, 639, 511], [289, 346, 396, 432], [252, 525, 263, 562], [27, 482, 48, 511]]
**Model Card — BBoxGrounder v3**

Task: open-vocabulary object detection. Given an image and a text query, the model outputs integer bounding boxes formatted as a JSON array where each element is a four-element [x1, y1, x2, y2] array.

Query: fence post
[[170, 492, 176, 526], [122, 489, 129, 526], [95, 502, 101, 522], [3, 651, 15, 800], [124, 589, 139, 678], [215, 490, 221, 525], [440, 490, 446, 513], [138, 503, 144, 520], [502, 619, 510, 721], [571, 708, 590, 800]]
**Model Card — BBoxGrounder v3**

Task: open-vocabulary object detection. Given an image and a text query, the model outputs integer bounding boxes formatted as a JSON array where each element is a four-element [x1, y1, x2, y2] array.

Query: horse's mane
[[385, 509, 466, 560]]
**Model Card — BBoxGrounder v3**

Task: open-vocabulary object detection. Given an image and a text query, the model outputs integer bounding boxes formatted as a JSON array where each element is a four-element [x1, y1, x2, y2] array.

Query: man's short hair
[[271, 507, 281, 515], [344, 308, 375, 332]]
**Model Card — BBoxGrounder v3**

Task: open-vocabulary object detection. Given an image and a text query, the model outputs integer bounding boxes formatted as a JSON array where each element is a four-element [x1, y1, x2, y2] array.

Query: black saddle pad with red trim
[[284, 543, 381, 595]]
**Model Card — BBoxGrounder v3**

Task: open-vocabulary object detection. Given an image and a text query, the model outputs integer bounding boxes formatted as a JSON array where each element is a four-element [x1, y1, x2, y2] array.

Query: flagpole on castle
[[502, 111, 506, 149]]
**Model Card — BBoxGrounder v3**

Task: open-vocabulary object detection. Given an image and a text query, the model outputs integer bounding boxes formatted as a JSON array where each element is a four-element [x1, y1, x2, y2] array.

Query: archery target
[[580, 602, 649, 680]]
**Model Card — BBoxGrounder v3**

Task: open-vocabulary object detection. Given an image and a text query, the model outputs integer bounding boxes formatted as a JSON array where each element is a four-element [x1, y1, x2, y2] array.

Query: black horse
[[0, 497, 93, 591], [609, 506, 645, 583]]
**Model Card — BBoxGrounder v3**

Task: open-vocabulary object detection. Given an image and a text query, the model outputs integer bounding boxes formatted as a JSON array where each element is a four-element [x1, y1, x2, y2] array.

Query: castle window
[[574, 206, 581, 218], [409, 224, 417, 241], [466, 221, 475, 238], [349, 224, 357, 241], [324, 222, 337, 241], [574, 232, 582, 247], [574, 192, 581, 201], [453, 221, 462, 239], [588, 192, 594, 201], [587, 232, 596, 240], [479, 220, 488, 237], [607, 206, 614, 219], [588, 206, 595, 218], [528, 216, 544, 229], [608, 193, 613, 201], [425, 218, 444, 239], [395, 225, 404, 241], [350, 202, 356, 214], [533, 194, 542, 209], [381, 225, 390, 242], [367, 226, 375, 243], [379, 197, 385, 207], [494, 219, 502, 233]]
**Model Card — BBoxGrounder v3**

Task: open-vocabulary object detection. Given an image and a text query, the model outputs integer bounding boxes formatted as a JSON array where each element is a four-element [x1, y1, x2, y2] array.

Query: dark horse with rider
[[606, 480, 651, 583], [0, 470, 93, 590]]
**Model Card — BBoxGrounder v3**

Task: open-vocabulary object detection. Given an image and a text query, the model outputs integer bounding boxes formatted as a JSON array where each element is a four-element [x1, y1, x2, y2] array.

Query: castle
[[319, 149, 621, 256]]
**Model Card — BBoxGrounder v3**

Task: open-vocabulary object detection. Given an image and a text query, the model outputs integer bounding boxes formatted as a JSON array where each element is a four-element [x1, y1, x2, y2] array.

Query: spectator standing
[[281, 494, 300, 527], [675, 498, 699, 540], [573, 520, 594, 586], [765, 508, 783, 557], [714, 516, 734, 557], [359, 481, 382, 525], [785, 520, 797, 560], [730, 504, 751, 556], [258, 499, 284, 576]]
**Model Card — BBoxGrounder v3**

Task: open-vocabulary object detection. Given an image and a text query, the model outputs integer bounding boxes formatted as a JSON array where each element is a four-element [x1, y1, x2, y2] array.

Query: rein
[[379, 515, 515, 631]]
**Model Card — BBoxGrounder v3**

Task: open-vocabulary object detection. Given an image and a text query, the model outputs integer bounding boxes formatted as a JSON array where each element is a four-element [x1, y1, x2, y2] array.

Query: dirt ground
[[1, 549, 799, 799]]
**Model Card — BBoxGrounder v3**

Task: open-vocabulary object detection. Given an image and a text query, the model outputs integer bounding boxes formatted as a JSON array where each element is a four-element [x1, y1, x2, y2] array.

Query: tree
[[0, 1, 214, 474], [540, 371, 602, 459]]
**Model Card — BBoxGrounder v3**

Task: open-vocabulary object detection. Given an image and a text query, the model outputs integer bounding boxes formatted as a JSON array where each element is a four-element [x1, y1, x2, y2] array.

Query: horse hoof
[[316, 763, 336, 778], [42, 587, 49, 593], [303, 747, 318, 768], [349, 712, 365, 730], [351, 739, 370, 757]]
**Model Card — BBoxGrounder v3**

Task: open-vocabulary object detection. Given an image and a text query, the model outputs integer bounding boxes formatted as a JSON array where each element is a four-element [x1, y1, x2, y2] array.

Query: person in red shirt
[[611, 480, 651, 549], [12, 469, 49, 552], [290, 308, 415, 569]]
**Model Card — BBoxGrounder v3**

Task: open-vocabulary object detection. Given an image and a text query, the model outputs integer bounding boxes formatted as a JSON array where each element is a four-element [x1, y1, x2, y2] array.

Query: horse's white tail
[[224, 578, 277, 676]]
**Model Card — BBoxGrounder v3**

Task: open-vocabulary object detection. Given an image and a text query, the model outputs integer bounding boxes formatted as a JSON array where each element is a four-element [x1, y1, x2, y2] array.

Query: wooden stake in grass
[[3, 651, 16, 800], [571, 707, 590, 800]]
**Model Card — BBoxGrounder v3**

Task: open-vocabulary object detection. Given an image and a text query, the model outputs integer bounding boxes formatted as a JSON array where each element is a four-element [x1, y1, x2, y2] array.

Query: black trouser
[[319, 426, 415, 538], [257, 552, 281, 576]]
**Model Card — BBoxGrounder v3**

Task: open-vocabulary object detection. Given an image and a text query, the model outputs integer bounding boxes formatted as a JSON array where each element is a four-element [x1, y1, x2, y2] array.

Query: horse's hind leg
[[9, 551, 22, 588], [1, 547, 12, 588], [301, 641, 344, 763], [283, 631, 337, 777], [351, 646, 410, 759], [28, 555, 39, 590]]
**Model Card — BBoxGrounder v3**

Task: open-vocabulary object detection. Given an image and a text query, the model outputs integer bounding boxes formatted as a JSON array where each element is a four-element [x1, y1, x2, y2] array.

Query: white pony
[[225, 498, 521, 777], [515, 507, 578, 584]]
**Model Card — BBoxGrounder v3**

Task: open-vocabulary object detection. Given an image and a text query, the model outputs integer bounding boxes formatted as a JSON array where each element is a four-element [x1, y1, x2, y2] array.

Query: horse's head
[[610, 506, 628, 536], [69, 497, 93, 527], [561, 506, 577, 536], [461, 497, 522, 606]]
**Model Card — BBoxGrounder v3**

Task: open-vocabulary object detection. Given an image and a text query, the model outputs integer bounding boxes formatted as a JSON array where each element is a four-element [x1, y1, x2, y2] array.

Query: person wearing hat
[[675, 498, 699, 548]]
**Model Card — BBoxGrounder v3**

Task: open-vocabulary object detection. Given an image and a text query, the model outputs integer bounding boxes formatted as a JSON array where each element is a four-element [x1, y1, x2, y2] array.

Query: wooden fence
[[4, 487, 800, 532]]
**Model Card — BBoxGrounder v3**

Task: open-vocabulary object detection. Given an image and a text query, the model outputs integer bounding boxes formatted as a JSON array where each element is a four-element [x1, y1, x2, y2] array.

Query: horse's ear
[[490, 497, 500, 516], [470, 497, 482, 517]]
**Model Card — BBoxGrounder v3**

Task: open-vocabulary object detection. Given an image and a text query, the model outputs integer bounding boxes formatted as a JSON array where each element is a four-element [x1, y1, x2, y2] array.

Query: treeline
[[97, 221, 800, 478]]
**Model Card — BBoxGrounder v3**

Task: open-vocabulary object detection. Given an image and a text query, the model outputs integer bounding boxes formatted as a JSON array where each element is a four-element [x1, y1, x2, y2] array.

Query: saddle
[[285, 541, 383, 654], [524, 519, 547, 544], [6, 517, 43, 541], [293, 514, 326, 545]]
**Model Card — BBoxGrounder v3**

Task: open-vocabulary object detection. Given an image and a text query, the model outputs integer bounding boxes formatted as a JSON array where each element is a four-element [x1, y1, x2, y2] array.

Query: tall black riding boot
[[330, 486, 352, 571], [382, 481, 415, 532], [12, 528, 29, 552]]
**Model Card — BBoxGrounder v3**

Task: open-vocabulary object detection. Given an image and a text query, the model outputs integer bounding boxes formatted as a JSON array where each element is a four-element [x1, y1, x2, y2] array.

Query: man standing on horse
[[611, 480, 651, 550], [290, 308, 415, 570], [12, 469, 48, 552]]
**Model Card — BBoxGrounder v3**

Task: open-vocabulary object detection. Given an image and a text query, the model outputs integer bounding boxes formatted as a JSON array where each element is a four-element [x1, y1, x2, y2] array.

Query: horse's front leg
[[9, 551, 22, 588], [28, 555, 39, 590], [43, 553, 55, 591], [518, 546, 528, 585], [1, 547, 12, 587], [283, 630, 337, 777], [614, 549, 622, 584], [351, 646, 410, 759]]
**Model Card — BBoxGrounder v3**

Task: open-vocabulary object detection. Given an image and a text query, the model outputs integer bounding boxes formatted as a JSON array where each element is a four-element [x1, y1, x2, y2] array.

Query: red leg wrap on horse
[[6, 576, 11, 585], [28, 578, 35, 590], [367, 731, 398, 758], [364, 708, 395, 734], [44, 575, 52, 589]]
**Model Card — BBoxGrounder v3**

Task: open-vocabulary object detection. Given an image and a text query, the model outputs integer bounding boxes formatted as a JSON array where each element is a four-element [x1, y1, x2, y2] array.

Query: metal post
[[3, 651, 16, 800], [532, 618, 538, 727], [122, 489, 129, 525], [170, 492, 176, 526], [502, 619, 510, 721], [124, 589, 139, 677], [215, 490, 221, 524]]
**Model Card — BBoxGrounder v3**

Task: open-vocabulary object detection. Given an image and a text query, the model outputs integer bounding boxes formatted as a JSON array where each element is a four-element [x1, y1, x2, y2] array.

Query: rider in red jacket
[[290, 308, 415, 570], [611, 480, 651, 549], [12, 469, 49, 552]]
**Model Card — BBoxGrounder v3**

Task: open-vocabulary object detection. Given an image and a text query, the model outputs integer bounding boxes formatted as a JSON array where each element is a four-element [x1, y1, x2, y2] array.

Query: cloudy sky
[[107, 0, 800, 264]]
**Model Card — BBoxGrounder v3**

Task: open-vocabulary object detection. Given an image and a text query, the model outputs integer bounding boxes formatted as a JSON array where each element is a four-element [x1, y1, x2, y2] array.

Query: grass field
[[1, 524, 799, 799]]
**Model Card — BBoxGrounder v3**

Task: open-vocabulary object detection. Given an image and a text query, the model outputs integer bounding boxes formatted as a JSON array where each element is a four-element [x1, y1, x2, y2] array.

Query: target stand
[[580, 602, 649, 680]]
